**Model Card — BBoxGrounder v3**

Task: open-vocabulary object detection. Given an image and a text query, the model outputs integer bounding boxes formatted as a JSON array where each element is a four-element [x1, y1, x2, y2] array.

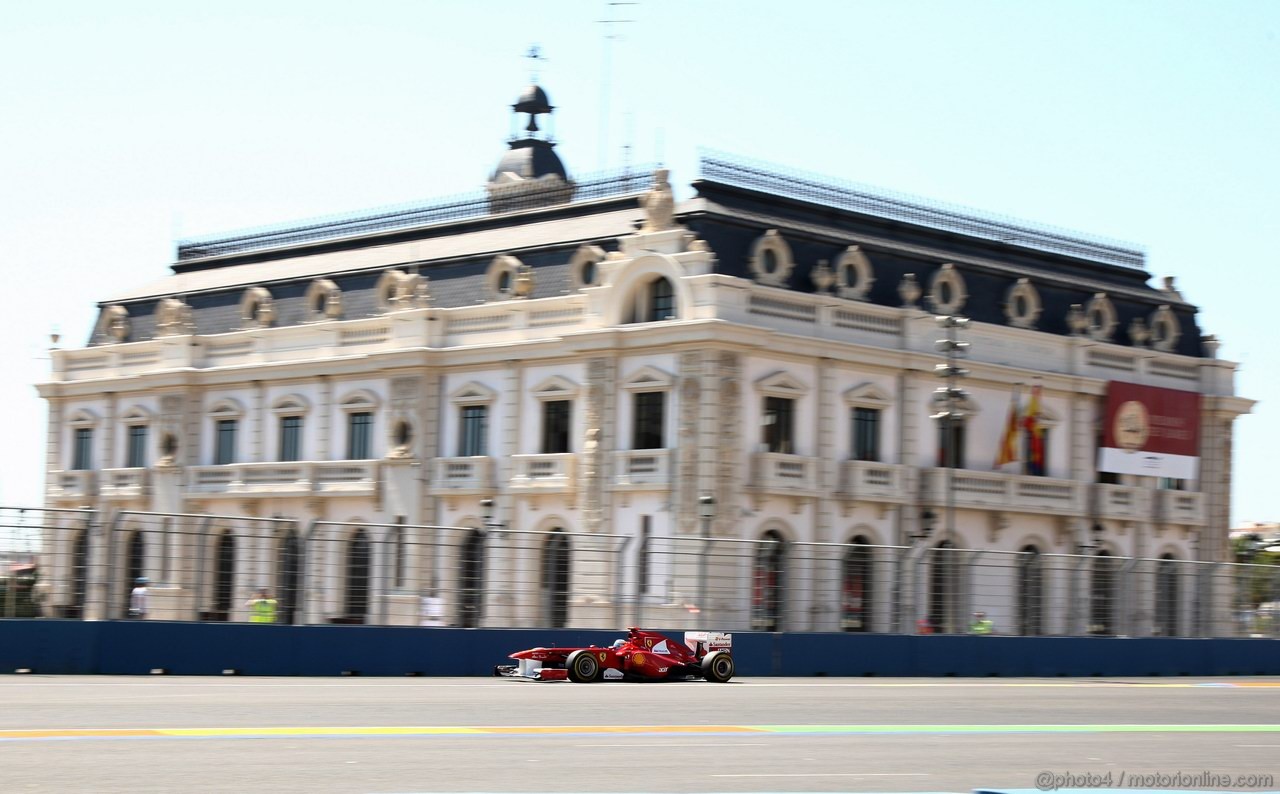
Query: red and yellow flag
[[995, 385, 1021, 468], [1024, 384, 1045, 476]]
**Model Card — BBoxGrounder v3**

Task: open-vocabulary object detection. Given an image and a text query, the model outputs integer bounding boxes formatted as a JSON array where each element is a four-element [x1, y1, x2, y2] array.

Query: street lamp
[[697, 494, 715, 623], [931, 314, 969, 633]]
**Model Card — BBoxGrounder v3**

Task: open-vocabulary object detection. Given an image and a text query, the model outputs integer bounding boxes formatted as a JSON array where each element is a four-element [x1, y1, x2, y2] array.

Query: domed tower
[[487, 83, 575, 213]]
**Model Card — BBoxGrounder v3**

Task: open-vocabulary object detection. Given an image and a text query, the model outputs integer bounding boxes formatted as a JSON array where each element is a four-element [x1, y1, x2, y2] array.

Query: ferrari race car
[[493, 627, 734, 683]]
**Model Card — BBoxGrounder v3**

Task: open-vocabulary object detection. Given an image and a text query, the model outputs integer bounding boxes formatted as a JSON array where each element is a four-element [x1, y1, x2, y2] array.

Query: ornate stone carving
[[102, 305, 130, 342], [810, 259, 836, 294], [1066, 303, 1088, 336], [1128, 316, 1150, 348], [640, 168, 676, 232], [156, 298, 194, 336], [898, 273, 921, 308], [512, 264, 535, 299]]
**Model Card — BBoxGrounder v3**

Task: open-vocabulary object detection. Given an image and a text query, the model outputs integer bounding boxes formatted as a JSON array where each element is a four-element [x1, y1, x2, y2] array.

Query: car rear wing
[[684, 631, 732, 655]]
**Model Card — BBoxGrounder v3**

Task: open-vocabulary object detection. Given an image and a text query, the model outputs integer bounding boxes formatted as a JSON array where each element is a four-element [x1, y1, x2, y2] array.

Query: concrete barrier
[[1, 620, 1278, 677]]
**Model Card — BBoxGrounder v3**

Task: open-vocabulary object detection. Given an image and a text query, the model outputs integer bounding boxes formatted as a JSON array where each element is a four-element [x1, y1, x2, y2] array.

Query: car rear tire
[[566, 650, 601, 683], [700, 651, 734, 683]]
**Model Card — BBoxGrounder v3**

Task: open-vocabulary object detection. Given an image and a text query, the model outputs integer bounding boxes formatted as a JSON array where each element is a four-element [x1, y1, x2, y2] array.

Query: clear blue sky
[[1, 1, 1276, 525]]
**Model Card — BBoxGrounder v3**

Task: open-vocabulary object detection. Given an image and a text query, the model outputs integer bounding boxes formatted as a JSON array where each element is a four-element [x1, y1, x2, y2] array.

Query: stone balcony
[[839, 460, 907, 503], [48, 470, 96, 502], [509, 453, 576, 492], [1157, 489, 1205, 525], [1096, 484, 1151, 521], [186, 461, 379, 498], [611, 449, 671, 489], [432, 456, 494, 493], [751, 452, 821, 496], [920, 468, 1085, 515], [99, 468, 148, 500]]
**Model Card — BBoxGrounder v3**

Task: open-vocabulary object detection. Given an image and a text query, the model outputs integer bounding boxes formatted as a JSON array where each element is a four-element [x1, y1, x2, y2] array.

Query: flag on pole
[[1024, 384, 1045, 476], [994, 385, 1021, 469]]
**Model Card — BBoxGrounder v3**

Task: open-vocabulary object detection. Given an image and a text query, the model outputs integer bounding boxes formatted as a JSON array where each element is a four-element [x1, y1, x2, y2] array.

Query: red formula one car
[[493, 627, 735, 683]]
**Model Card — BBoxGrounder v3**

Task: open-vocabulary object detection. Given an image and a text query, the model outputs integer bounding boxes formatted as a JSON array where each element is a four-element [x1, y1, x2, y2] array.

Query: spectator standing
[[129, 577, 149, 619], [969, 610, 994, 635], [246, 587, 278, 623]]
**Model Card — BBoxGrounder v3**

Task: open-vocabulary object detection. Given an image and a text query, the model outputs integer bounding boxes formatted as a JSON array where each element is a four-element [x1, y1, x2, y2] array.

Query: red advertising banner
[[1098, 381, 1201, 479]]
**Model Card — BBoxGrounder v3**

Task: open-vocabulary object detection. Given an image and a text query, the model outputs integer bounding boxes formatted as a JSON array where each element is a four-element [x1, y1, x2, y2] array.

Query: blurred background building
[[32, 83, 1257, 636]]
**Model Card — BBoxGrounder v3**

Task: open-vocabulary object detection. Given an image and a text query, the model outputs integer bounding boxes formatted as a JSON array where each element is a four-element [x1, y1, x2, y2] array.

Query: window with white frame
[[756, 371, 808, 455], [339, 391, 379, 460], [126, 424, 148, 469], [270, 395, 310, 463], [844, 383, 890, 462], [450, 382, 496, 458], [622, 367, 674, 450], [531, 375, 578, 455], [73, 427, 94, 471], [209, 399, 244, 466]]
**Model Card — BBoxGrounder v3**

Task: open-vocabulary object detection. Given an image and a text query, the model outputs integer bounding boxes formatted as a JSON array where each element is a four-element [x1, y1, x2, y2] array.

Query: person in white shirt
[[420, 589, 445, 627], [129, 577, 149, 619]]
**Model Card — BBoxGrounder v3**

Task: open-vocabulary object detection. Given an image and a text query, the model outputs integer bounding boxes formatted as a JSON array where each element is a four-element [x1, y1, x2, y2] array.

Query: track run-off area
[[1, 677, 1278, 793]]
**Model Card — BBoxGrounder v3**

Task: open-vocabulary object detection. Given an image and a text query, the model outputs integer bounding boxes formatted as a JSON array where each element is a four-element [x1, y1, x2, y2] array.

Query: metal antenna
[[596, 1, 636, 170], [525, 44, 545, 84]]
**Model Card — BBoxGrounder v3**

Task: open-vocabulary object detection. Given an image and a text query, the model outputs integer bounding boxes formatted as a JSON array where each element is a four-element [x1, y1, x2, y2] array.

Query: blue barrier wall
[[2, 620, 1278, 677]]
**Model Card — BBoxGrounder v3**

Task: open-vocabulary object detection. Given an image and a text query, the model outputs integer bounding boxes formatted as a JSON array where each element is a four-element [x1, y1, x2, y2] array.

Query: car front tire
[[566, 650, 602, 683]]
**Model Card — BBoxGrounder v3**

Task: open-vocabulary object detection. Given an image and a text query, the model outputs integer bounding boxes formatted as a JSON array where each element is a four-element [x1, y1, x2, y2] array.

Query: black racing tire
[[566, 650, 602, 683], [700, 650, 734, 683]]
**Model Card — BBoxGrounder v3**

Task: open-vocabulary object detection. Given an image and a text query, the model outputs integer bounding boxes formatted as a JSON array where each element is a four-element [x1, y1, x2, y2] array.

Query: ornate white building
[[37, 85, 1253, 636]]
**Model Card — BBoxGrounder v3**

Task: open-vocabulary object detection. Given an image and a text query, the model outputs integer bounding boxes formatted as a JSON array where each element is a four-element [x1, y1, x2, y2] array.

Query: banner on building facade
[[1097, 381, 1201, 479]]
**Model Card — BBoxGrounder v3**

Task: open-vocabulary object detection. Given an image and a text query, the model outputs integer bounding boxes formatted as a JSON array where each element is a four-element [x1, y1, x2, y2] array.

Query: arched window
[[751, 530, 787, 631], [1018, 545, 1044, 636], [343, 529, 371, 624], [928, 540, 959, 634], [1090, 550, 1117, 635], [206, 530, 235, 622], [276, 528, 302, 626], [648, 277, 675, 322], [122, 530, 145, 618], [841, 536, 874, 632], [68, 530, 89, 619], [1154, 553, 1180, 637], [458, 530, 485, 628], [542, 529, 571, 628]]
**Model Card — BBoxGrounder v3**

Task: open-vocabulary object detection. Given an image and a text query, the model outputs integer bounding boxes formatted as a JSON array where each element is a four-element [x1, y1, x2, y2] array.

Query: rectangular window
[[763, 396, 795, 454], [541, 400, 571, 454], [852, 407, 880, 462], [1098, 470, 1120, 485], [1158, 477, 1186, 491], [279, 416, 302, 462], [632, 392, 665, 449], [937, 419, 966, 469], [459, 405, 488, 457], [347, 412, 373, 460], [215, 420, 237, 465], [72, 428, 93, 471], [126, 425, 148, 469]]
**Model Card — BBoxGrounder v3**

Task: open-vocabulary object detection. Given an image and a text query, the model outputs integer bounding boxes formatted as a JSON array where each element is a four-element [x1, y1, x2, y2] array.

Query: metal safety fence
[[3, 506, 1278, 637]]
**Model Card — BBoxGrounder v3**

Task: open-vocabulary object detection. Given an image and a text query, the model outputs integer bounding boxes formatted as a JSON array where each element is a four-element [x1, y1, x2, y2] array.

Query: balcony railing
[[612, 449, 671, 488], [751, 452, 819, 494], [921, 468, 1084, 515], [839, 460, 906, 503], [1158, 489, 1205, 525], [99, 468, 147, 500], [1097, 484, 1151, 521], [49, 470, 96, 501], [433, 457, 494, 492], [186, 461, 378, 497], [510, 454, 576, 491]]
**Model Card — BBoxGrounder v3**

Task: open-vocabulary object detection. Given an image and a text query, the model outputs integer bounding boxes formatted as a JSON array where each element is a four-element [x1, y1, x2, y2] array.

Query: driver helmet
[[611, 638, 626, 650]]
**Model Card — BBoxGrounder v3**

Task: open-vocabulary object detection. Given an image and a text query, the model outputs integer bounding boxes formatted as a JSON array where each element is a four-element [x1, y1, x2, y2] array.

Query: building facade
[[36, 86, 1254, 635]]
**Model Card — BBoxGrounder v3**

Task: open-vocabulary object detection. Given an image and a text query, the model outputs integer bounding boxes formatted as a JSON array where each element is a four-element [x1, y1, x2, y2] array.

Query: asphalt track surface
[[1, 677, 1278, 794]]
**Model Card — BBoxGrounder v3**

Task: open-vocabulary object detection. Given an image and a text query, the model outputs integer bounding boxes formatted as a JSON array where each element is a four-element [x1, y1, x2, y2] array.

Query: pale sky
[[1, 1, 1276, 525]]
